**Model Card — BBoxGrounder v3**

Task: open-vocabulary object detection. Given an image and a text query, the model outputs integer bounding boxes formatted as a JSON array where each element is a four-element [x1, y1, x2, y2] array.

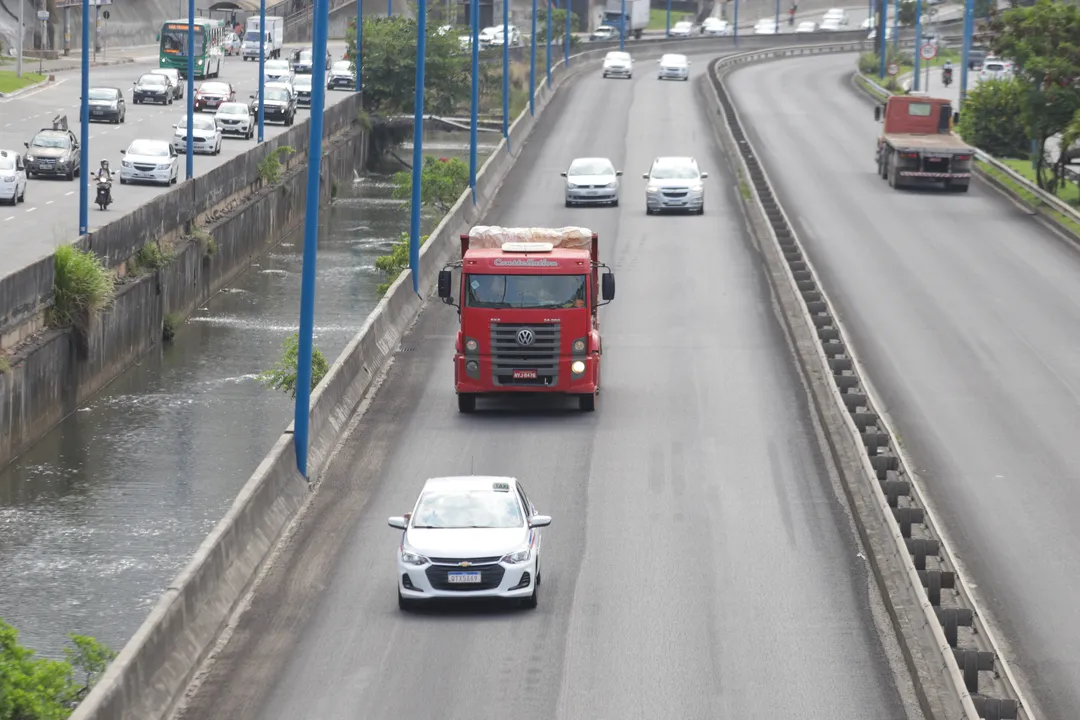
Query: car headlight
[[690, 183, 703, 192], [604, 182, 616, 188], [502, 546, 532, 564], [121, 161, 132, 168], [571, 360, 586, 374], [572, 339, 586, 352], [1, 176, 14, 182], [26, 155, 34, 162], [646, 184, 659, 193], [401, 547, 428, 565], [157, 163, 172, 170], [567, 182, 579, 189]]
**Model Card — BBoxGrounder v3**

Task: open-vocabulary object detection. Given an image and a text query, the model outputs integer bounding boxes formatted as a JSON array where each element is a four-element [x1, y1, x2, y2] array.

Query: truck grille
[[490, 322, 560, 386]]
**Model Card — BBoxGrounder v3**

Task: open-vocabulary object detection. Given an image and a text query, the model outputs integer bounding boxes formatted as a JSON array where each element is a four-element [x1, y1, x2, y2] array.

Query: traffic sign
[[37, 9, 49, 20], [103, 10, 110, 19], [920, 43, 938, 60], [887, 63, 899, 76]]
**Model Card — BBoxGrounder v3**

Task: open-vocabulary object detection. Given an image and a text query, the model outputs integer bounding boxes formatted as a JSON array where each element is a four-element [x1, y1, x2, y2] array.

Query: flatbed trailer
[[874, 94, 975, 192]]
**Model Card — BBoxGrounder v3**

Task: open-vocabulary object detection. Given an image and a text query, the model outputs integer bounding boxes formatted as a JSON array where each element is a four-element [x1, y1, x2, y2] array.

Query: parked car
[[133, 73, 174, 104], [215, 101, 255, 139], [0, 149, 28, 205], [149, 68, 184, 100], [657, 53, 690, 81], [753, 18, 778, 34], [194, 80, 236, 112], [172, 114, 223, 155], [24, 126, 80, 179], [86, 86, 126, 123], [489, 24, 522, 46], [119, 138, 179, 186], [327, 59, 356, 89], [701, 17, 732, 35]]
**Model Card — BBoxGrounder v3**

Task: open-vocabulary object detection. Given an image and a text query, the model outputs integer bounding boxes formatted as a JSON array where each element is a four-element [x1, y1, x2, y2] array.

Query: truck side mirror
[[953, 111, 960, 124], [601, 273, 615, 301], [437, 269, 453, 299], [874, 105, 882, 122]]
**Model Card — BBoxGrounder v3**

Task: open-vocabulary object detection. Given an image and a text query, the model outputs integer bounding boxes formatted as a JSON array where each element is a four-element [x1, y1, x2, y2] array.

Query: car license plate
[[513, 369, 538, 379], [92, 109, 103, 114], [447, 571, 481, 584]]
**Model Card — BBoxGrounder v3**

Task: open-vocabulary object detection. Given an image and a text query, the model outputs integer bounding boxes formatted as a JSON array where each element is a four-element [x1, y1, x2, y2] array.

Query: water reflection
[[0, 134, 496, 657]]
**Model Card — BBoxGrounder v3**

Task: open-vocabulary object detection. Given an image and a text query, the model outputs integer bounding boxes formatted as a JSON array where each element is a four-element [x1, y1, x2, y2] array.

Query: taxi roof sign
[[492, 482, 511, 492], [501, 242, 554, 253]]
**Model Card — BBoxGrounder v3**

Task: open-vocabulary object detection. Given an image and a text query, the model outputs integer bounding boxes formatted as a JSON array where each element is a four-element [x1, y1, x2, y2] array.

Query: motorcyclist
[[942, 59, 953, 85], [95, 159, 112, 184]]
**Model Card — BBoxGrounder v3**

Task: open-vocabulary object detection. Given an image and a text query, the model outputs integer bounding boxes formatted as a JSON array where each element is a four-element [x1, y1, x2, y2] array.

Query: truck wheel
[[458, 393, 476, 413], [578, 393, 596, 412]]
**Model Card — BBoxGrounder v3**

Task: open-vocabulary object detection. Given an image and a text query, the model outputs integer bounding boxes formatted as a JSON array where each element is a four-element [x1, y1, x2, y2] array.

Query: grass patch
[[0, 70, 46, 94], [162, 312, 183, 342], [997, 157, 1080, 206], [128, 241, 171, 275], [977, 159, 1080, 236], [648, 7, 694, 30], [189, 225, 217, 256], [0, 355, 10, 374], [49, 245, 114, 332]]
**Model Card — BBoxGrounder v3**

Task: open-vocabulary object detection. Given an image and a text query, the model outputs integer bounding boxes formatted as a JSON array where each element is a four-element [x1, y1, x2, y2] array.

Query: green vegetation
[[536, 7, 580, 42], [0, 618, 117, 719], [391, 156, 469, 213], [162, 312, 183, 342], [647, 8, 693, 30], [858, 46, 959, 93], [257, 145, 295, 185], [49, 245, 114, 333], [128, 241, 171, 275], [977, 158, 1080, 235], [374, 231, 429, 294], [0, 71, 46, 94], [0, 355, 10, 375], [956, 77, 1029, 157], [258, 333, 330, 398]]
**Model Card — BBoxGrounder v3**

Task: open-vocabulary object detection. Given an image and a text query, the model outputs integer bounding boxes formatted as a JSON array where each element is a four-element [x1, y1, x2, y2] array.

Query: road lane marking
[[65, 191, 74, 196], [26, 207, 37, 213], [3, 216, 13, 221], [46, 200, 54, 205]]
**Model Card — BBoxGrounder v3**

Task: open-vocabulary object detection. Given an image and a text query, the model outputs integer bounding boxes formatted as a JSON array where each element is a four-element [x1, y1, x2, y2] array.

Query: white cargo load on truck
[[468, 226, 594, 250]]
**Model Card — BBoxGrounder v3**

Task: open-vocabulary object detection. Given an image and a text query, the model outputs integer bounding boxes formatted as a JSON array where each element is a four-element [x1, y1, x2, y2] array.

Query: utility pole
[[17, 0, 24, 78]]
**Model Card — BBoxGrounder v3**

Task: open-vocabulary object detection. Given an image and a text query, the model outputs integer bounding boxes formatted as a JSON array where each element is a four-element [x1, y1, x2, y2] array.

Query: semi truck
[[602, 0, 649, 39], [873, 93, 975, 192], [241, 15, 284, 60], [437, 226, 616, 413]]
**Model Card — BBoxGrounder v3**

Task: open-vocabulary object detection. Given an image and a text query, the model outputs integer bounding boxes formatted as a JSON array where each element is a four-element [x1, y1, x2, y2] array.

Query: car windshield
[[265, 89, 290, 102], [128, 140, 168, 157], [332, 61, 352, 73], [218, 103, 247, 114], [661, 55, 687, 65], [295, 76, 312, 88], [568, 159, 613, 176], [140, 75, 166, 86], [32, 133, 70, 149], [178, 116, 216, 131], [88, 88, 116, 100], [200, 82, 229, 94], [266, 60, 289, 71], [0, 157, 15, 170], [651, 162, 698, 179], [411, 489, 524, 529], [466, 274, 587, 309], [606, 52, 629, 62], [161, 28, 205, 55], [297, 49, 312, 62]]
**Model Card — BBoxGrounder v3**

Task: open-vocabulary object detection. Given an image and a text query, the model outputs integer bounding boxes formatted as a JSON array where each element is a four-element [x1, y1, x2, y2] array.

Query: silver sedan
[[562, 157, 622, 206], [658, 53, 690, 81], [644, 156, 708, 215]]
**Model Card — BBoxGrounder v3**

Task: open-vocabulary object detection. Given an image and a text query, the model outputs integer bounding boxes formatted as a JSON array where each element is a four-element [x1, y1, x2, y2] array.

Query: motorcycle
[[942, 67, 953, 87], [95, 176, 112, 210]]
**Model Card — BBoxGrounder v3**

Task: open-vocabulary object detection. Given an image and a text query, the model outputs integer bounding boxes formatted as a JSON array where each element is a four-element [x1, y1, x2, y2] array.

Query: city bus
[[159, 17, 226, 79]]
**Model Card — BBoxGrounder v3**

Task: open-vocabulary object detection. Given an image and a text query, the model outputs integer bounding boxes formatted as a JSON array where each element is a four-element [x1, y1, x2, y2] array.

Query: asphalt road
[[728, 52, 1080, 720], [175, 55, 913, 720], [0, 42, 348, 280]]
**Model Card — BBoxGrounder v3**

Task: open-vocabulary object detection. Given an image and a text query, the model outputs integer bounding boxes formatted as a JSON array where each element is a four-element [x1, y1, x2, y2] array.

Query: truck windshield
[[465, 273, 587, 309]]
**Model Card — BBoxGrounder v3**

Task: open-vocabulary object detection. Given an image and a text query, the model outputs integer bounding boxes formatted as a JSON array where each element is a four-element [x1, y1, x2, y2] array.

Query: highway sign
[[887, 63, 899, 76], [920, 43, 938, 60], [37, 10, 49, 20]]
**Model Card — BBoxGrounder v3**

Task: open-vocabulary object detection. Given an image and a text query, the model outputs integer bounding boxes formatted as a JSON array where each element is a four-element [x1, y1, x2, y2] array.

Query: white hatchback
[[389, 476, 551, 611], [658, 53, 690, 81], [602, 50, 633, 79], [753, 18, 778, 34], [120, 138, 179, 186], [669, 20, 694, 37], [702, 17, 732, 35], [0, 149, 27, 205], [172, 114, 222, 155]]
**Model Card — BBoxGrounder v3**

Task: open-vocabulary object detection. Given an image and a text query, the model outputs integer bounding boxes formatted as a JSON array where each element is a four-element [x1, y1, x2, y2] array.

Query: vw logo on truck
[[516, 328, 535, 346]]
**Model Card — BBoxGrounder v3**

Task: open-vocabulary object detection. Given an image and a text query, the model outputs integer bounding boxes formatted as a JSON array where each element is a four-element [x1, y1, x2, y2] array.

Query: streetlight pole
[[666, 0, 671, 36], [258, 0, 266, 141], [878, 0, 887, 79], [186, 0, 194, 180], [293, 0, 330, 478], [546, 0, 551, 87], [355, 0, 363, 91], [774, 0, 778, 34], [529, 0, 536, 115], [409, 0, 427, 295], [913, 0, 922, 91], [564, 0, 569, 68], [733, 0, 739, 47], [619, 0, 624, 50], [959, 0, 973, 106], [892, 0, 898, 53], [17, 0, 23, 78], [78, 0, 89, 236], [469, 0, 478, 203], [502, 0, 509, 141]]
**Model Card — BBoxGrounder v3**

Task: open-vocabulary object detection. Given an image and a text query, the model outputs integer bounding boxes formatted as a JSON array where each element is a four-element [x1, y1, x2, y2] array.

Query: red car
[[193, 81, 236, 112]]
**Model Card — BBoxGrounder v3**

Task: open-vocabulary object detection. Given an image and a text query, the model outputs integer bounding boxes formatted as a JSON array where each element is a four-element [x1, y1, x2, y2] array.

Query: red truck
[[437, 226, 616, 413], [873, 93, 975, 192]]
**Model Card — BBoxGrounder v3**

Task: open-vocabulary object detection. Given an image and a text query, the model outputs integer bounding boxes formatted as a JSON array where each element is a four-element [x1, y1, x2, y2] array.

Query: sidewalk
[[6, 43, 160, 75]]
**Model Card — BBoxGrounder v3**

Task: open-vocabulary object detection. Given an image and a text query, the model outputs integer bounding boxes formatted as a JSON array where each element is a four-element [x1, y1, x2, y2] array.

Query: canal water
[[0, 132, 498, 657]]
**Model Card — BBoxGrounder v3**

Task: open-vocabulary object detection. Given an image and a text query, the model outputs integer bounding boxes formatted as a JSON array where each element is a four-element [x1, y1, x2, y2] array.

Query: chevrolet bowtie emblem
[[458, 561, 472, 567]]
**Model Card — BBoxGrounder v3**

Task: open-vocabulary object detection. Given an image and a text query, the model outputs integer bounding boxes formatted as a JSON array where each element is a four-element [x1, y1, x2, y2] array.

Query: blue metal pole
[[186, 0, 194, 180], [913, 0, 921, 91], [733, 0, 738, 47], [666, 0, 671, 36], [774, 0, 778, 33], [619, 0, 625, 50], [388, 0, 392, 15], [564, 0, 569, 67], [470, 0, 478, 203], [258, 0, 265, 141], [293, 0, 330, 478], [529, 0, 536, 115], [502, 0, 509, 140], [959, 0, 973, 106], [879, 0, 887, 79], [892, 0, 898, 53], [355, 0, 363, 91], [546, 0, 551, 86], [78, 0, 89, 236], [409, 0, 427, 295]]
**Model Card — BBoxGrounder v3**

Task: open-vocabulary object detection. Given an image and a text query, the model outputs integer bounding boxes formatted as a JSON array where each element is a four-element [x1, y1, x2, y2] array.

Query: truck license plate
[[513, 369, 538, 379], [448, 571, 481, 584]]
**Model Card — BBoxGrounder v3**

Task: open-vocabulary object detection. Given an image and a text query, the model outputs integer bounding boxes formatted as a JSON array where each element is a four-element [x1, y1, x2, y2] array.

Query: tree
[[988, 0, 1080, 188], [374, 232, 430, 294], [258, 334, 330, 399], [391, 156, 470, 214], [344, 11, 471, 116], [956, 77, 1030, 158], [535, 7, 580, 43]]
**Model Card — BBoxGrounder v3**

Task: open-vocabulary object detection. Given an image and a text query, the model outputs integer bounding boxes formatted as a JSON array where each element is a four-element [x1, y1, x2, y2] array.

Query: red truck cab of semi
[[437, 226, 616, 413], [874, 93, 974, 192]]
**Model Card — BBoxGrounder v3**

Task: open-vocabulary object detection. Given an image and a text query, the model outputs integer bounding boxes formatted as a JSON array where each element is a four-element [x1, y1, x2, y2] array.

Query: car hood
[[405, 527, 529, 558], [125, 153, 172, 164], [567, 174, 616, 185], [29, 147, 67, 157], [89, 98, 118, 105], [648, 178, 699, 189]]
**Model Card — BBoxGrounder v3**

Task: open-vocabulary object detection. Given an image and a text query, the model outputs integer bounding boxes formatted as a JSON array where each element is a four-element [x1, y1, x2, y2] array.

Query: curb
[[0, 76, 55, 99]]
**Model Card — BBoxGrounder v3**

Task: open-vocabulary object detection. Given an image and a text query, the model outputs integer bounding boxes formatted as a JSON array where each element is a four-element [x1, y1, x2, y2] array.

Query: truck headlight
[[401, 547, 428, 566], [572, 339, 586, 353], [502, 546, 532, 564], [466, 360, 479, 373], [571, 360, 586, 374], [465, 338, 478, 352]]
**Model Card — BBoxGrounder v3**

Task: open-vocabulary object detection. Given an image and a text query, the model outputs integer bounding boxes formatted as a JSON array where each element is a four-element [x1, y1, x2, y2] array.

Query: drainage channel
[[707, 55, 1028, 720], [0, 135, 496, 658]]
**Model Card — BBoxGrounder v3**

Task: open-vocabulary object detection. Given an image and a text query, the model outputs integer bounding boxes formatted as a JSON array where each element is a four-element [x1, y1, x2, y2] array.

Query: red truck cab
[[874, 93, 974, 192], [437, 226, 615, 413]]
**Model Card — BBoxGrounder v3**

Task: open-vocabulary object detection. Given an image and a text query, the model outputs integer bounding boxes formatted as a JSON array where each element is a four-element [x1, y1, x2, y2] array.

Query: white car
[[820, 18, 843, 31], [979, 58, 1013, 81], [822, 8, 849, 25], [644, 155, 708, 215], [669, 20, 694, 37], [389, 476, 551, 610], [294, 74, 315, 107], [753, 18, 778, 34], [327, 59, 356, 90], [489, 24, 522, 47], [0, 149, 27, 205], [172, 114, 222, 155], [562, 156, 622, 206], [702, 17, 733, 36], [263, 58, 293, 83], [214, 101, 255, 139], [602, 50, 633, 79], [658, 53, 690, 81], [867, 26, 894, 40], [119, 138, 179, 186], [478, 26, 499, 45], [796, 20, 818, 32]]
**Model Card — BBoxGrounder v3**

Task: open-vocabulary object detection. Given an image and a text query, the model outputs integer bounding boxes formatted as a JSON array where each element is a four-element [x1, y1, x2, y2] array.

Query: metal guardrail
[[857, 70, 1080, 226], [708, 44, 1038, 720]]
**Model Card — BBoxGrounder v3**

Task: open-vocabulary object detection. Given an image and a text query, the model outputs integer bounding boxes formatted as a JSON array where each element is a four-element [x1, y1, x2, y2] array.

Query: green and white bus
[[159, 17, 226, 79]]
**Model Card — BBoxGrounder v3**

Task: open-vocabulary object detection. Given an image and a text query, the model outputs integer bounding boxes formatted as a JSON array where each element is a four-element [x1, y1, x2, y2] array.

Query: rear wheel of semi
[[458, 393, 476, 413]]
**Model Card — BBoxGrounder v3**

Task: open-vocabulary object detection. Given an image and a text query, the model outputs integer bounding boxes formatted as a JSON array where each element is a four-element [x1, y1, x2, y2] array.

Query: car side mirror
[[437, 269, 453, 299], [700, 172, 708, 179], [172, 124, 178, 128], [24, 142, 29, 148], [641, 172, 649, 179], [388, 516, 407, 529], [529, 515, 552, 528], [560, 171, 567, 176], [601, 272, 615, 301], [874, 105, 882, 121], [120, 149, 126, 154], [615, 170, 623, 176]]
